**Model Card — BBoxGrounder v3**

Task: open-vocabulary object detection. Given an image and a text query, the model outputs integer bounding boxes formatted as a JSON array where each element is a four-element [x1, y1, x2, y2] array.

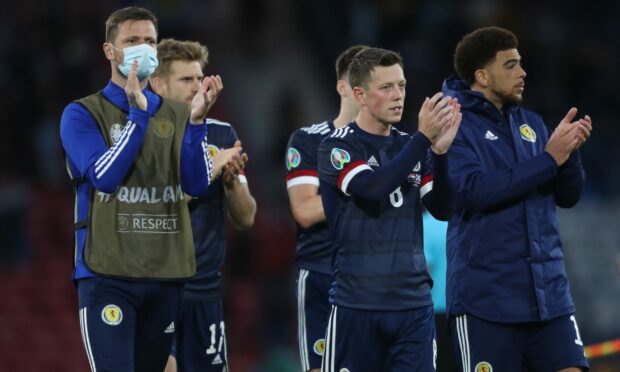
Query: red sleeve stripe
[[421, 174, 433, 186], [337, 160, 372, 195], [420, 176, 433, 199], [286, 170, 319, 189]]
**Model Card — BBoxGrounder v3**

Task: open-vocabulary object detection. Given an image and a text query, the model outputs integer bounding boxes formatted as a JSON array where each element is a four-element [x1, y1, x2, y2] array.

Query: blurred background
[[0, 0, 618, 370]]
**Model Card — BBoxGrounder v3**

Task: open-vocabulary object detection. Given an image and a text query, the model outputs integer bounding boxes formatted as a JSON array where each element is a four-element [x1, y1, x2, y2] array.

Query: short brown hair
[[105, 6, 158, 43], [454, 26, 518, 84], [151, 38, 210, 78], [348, 47, 403, 89], [335, 45, 369, 80]]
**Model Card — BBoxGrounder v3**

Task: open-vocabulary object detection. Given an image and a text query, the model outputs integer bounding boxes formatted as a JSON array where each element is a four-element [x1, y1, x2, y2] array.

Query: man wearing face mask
[[59, 6, 233, 372]]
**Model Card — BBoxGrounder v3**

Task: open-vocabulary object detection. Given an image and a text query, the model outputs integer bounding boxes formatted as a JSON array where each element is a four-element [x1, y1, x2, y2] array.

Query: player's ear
[[103, 42, 115, 61], [150, 76, 164, 95], [474, 69, 489, 88], [336, 79, 347, 96], [353, 86, 365, 105]]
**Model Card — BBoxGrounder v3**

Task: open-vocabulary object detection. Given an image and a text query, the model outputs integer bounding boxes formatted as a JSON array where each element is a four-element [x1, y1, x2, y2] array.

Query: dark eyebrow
[[503, 58, 520, 67]]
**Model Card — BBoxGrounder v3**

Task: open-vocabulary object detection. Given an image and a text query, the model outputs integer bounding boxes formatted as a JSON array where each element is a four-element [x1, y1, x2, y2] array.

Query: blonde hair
[[152, 38, 209, 78]]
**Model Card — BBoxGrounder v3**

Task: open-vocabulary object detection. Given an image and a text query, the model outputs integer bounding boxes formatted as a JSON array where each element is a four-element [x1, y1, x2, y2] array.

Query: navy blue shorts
[[77, 277, 183, 372], [322, 305, 437, 372], [172, 296, 228, 372], [296, 269, 331, 371], [450, 313, 589, 372]]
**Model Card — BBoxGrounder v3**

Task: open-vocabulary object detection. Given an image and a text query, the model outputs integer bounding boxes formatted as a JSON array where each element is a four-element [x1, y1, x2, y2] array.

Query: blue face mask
[[113, 43, 159, 80]]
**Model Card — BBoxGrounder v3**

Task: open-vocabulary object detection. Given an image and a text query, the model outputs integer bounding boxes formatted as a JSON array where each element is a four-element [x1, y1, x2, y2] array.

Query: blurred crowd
[[0, 0, 618, 370]]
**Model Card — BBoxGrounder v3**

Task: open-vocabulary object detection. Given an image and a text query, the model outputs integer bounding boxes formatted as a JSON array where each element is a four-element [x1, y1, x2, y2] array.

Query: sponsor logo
[[484, 130, 498, 140], [286, 147, 301, 170], [519, 124, 537, 143], [101, 305, 123, 326], [117, 215, 130, 231], [164, 321, 175, 334], [367, 155, 380, 167], [330, 148, 351, 170], [153, 118, 174, 139], [475, 361, 493, 372], [109, 123, 124, 144], [313, 338, 325, 355], [212, 354, 223, 365]]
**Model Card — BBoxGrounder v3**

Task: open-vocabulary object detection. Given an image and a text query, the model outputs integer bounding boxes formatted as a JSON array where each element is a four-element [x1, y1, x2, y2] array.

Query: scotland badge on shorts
[[313, 338, 325, 355], [101, 304, 123, 326], [475, 361, 493, 372]]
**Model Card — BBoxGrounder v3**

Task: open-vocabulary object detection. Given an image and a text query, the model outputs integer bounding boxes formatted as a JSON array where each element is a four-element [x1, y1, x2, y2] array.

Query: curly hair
[[454, 26, 518, 85]]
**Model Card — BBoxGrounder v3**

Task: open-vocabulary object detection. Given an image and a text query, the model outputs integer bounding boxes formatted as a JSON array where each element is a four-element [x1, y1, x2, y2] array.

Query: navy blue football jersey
[[185, 119, 245, 298], [285, 121, 335, 274], [317, 122, 434, 311]]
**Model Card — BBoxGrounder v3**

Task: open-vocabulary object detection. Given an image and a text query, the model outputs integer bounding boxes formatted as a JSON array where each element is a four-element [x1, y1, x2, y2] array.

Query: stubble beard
[[491, 87, 523, 106]]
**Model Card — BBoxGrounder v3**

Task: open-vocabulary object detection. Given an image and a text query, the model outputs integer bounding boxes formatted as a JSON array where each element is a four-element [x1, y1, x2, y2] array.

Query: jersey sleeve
[[60, 102, 150, 194], [285, 130, 325, 189], [317, 134, 371, 195], [180, 123, 212, 197]]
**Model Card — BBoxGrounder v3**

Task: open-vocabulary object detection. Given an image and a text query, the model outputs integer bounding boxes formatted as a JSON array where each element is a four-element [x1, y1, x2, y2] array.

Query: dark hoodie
[[442, 76, 584, 322]]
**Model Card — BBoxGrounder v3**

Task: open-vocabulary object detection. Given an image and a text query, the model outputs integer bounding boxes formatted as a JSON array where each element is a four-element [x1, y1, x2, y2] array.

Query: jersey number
[[206, 321, 226, 355], [570, 315, 583, 346], [389, 187, 403, 208]]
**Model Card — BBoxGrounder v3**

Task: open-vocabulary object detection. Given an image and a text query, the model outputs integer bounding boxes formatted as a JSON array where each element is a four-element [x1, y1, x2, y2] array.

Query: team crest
[[109, 123, 124, 144], [475, 361, 493, 372], [519, 124, 536, 143], [313, 339, 325, 355], [330, 148, 351, 170], [339, 369, 351, 372], [153, 118, 174, 139], [286, 147, 301, 170], [101, 304, 123, 326], [207, 144, 220, 158]]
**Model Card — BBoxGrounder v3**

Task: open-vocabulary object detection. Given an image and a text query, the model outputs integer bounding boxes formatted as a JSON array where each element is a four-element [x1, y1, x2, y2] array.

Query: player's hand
[[574, 114, 592, 150], [190, 75, 223, 124], [545, 107, 589, 166], [222, 140, 249, 188], [431, 100, 462, 155], [125, 60, 147, 111], [210, 145, 242, 183], [418, 92, 456, 142]]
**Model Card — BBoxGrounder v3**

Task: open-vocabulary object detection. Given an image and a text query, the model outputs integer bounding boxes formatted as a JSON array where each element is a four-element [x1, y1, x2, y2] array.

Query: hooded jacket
[[442, 76, 584, 322]]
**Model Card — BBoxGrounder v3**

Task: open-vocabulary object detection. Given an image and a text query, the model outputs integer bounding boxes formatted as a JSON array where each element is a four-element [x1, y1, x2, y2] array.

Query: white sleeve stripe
[[238, 175, 248, 184], [95, 121, 134, 169], [341, 164, 372, 195], [420, 180, 433, 198], [286, 176, 319, 189], [95, 122, 136, 179]]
